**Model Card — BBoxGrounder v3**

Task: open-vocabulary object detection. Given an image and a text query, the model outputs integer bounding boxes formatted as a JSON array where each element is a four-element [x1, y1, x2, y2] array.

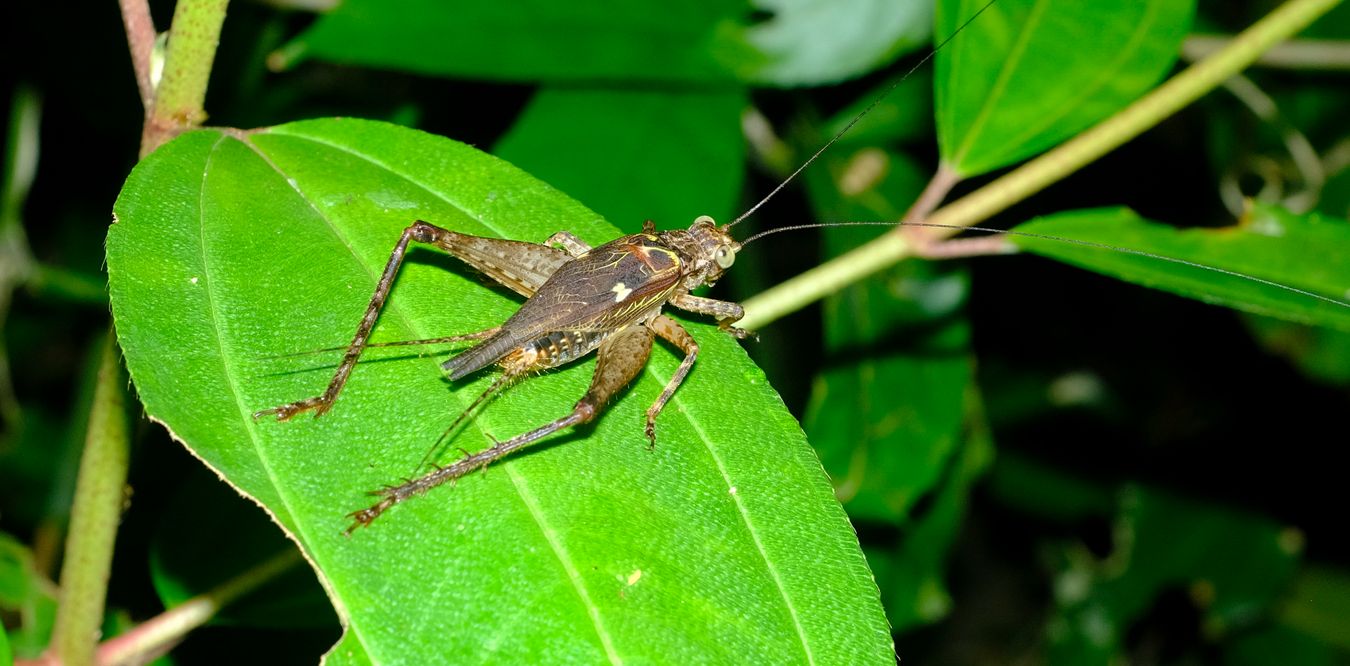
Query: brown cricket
[[256, 2, 1003, 533], [255, 215, 754, 532]]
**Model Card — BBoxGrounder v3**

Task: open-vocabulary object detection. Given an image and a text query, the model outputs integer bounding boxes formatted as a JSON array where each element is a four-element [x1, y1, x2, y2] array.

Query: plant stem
[[1184, 34, 1350, 70], [141, 0, 230, 156], [96, 550, 303, 666], [118, 0, 158, 110], [739, 0, 1346, 331], [46, 332, 130, 666]]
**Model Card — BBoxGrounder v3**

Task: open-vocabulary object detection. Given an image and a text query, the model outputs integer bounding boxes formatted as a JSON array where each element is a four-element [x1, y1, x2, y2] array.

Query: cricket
[[252, 0, 1345, 534]]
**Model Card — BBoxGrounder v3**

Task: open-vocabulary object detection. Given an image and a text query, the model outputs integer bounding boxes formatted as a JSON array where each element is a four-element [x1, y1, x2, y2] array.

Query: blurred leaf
[[283, 0, 751, 84], [735, 0, 933, 86], [1049, 487, 1301, 661], [822, 70, 935, 147], [1012, 205, 1350, 332], [797, 144, 982, 629], [882, 419, 992, 630], [0, 532, 56, 659], [1245, 315, 1350, 385], [986, 453, 1115, 524], [806, 327, 970, 524], [802, 149, 973, 524], [494, 87, 746, 235], [107, 119, 893, 663], [1280, 566, 1350, 651], [150, 466, 335, 629], [1224, 624, 1332, 666], [935, 0, 1194, 175]]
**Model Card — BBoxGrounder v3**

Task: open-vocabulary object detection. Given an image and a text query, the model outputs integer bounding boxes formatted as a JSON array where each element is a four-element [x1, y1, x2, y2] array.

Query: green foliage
[[5, 0, 1349, 663], [106, 120, 891, 663], [936, 0, 1196, 175], [1013, 205, 1350, 331]]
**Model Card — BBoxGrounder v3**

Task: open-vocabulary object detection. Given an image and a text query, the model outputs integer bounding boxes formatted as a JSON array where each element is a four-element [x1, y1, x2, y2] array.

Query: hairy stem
[[739, 0, 1345, 331], [46, 332, 130, 666], [141, 0, 230, 156]]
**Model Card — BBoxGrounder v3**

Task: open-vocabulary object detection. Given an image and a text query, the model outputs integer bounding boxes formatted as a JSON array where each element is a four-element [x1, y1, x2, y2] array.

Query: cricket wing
[[504, 234, 686, 336], [434, 228, 571, 297], [440, 233, 684, 380], [441, 329, 516, 380]]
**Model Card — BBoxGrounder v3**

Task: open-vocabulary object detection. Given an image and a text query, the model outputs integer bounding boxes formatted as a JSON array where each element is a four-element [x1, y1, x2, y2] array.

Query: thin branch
[[45, 332, 131, 666], [96, 550, 303, 666], [118, 0, 158, 110], [141, 0, 231, 156], [1185, 34, 1350, 70], [738, 0, 1346, 331]]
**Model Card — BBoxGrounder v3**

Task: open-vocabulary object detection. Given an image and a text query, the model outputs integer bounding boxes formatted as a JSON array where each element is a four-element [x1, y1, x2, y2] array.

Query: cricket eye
[[714, 244, 735, 269]]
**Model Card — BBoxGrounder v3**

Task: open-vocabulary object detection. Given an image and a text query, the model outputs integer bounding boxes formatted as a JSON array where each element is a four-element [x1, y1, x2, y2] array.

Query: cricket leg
[[255, 221, 499, 421], [410, 370, 520, 476], [669, 293, 753, 339], [347, 325, 655, 532], [642, 315, 698, 447], [544, 231, 592, 257]]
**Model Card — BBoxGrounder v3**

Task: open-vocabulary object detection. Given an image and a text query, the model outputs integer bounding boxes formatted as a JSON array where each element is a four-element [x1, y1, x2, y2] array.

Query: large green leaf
[[1011, 206, 1350, 332], [106, 119, 892, 664], [935, 0, 1195, 176], [282, 0, 750, 84]]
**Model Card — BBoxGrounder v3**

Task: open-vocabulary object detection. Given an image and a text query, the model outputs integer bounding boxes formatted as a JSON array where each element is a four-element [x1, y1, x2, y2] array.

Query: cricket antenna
[[745, 220, 1350, 311], [725, 0, 999, 230]]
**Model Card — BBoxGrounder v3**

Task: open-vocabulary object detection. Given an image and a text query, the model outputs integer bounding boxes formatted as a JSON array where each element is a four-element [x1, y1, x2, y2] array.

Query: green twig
[[141, 0, 230, 156], [96, 550, 303, 666], [739, 0, 1346, 331], [45, 332, 131, 666]]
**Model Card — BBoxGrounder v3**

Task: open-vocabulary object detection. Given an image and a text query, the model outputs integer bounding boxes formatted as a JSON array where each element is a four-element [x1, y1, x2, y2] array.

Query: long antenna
[[743, 220, 1350, 311], [726, 0, 999, 229]]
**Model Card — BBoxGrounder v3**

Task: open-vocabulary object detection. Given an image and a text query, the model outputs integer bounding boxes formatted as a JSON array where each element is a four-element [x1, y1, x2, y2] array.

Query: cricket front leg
[[254, 221, 499, 421], [669, 293, 752, 339], [642, 314, 699, 447], [348, 325, 655, 532]]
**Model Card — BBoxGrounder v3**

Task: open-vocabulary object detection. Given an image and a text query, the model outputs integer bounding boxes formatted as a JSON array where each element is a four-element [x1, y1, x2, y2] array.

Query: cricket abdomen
[[441, 329, 609, 380], [508, 330, 608, 372]]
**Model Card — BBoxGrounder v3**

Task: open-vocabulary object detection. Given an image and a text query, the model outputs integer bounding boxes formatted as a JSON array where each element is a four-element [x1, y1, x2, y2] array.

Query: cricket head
[[679, 215, 741, 287], [655, 215, 741, 290]]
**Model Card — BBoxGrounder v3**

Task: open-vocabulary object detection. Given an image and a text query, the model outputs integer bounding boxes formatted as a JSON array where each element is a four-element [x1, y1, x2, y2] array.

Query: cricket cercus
[[254, 214, 754, 532]]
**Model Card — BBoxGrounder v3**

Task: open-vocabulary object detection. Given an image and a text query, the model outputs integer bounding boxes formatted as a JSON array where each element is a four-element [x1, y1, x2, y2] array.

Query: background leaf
[[935, 0, 1195, 175], [494, 87, 747, 234], [1011, 205, 1350, 332], [283, 0, 750, 84], [106, 119, 893, 663], [735, 0, 933, 85]]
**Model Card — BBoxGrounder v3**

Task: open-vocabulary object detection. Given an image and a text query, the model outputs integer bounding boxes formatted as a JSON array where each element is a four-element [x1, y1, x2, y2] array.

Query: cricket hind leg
[[255, 220, 498, 422], [409, 370, 520, 476], [348, 325, 655, 532], [642, 315, 699, 447]]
